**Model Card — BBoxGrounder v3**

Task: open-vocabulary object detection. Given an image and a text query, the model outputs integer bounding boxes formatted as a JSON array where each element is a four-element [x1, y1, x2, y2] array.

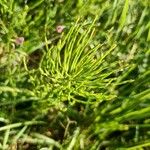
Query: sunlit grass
[[0, 0, 150, 149]]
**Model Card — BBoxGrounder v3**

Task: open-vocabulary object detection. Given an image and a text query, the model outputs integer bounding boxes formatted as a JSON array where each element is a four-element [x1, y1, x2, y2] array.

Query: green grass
[[0, 0, 150, 149]]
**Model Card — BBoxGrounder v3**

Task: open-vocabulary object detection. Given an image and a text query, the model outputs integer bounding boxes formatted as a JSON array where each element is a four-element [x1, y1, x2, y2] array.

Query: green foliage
[[0, 0, 150, 149]]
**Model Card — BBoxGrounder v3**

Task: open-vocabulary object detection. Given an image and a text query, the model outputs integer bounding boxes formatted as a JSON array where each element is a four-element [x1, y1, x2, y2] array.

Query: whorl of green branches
[[27, 19, 120, 109]]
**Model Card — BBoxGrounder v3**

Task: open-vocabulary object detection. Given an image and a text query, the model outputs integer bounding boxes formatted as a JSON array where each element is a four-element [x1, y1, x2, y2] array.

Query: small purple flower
[[15, 37, 24, 45], [56, 25, 65, 33]]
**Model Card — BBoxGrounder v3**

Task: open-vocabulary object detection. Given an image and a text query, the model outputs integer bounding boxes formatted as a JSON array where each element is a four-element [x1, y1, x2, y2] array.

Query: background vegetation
[[0, 0, 150, 149]]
